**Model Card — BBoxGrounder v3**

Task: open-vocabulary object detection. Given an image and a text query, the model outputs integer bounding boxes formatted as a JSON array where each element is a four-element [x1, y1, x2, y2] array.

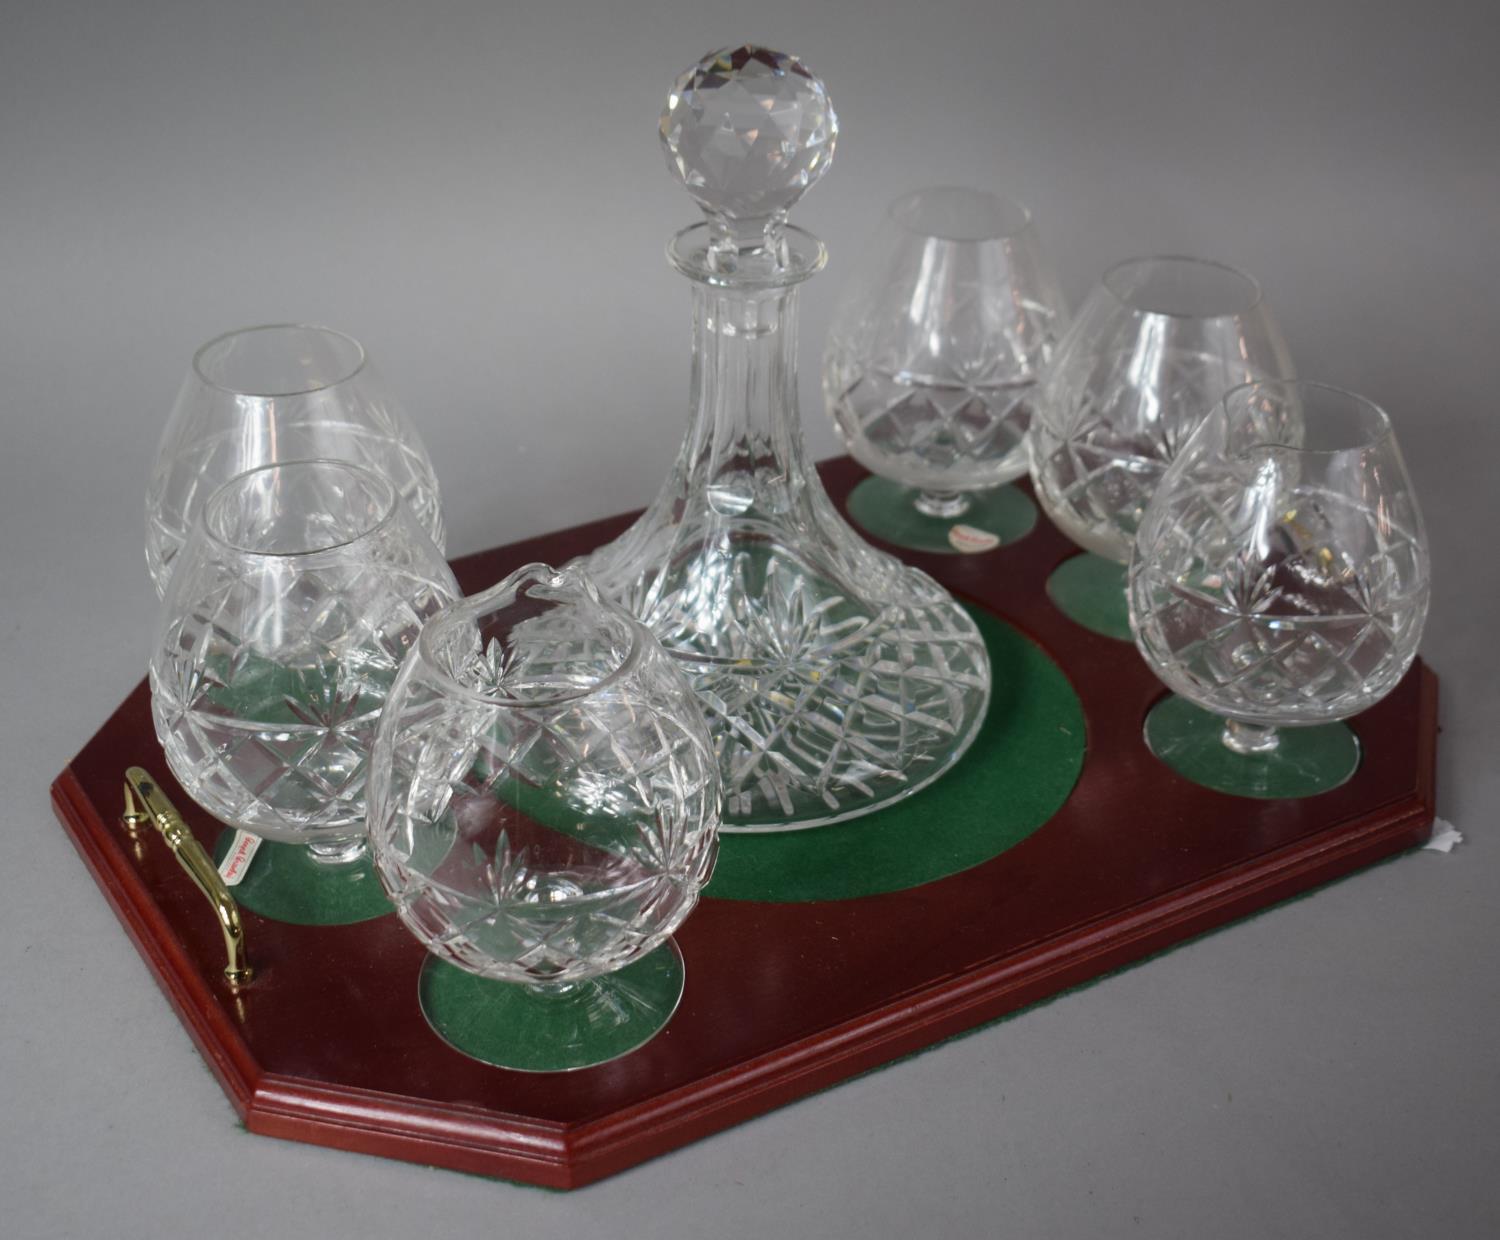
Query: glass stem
[[1221, 719, 1281, 755], [306, 836, 367, 865], [915, 490, 971, 519], [526, 975, 584, 999]]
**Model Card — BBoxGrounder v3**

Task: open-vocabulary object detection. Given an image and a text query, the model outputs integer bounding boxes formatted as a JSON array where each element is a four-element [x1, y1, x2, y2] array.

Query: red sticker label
[[218, 830, 263, 887]]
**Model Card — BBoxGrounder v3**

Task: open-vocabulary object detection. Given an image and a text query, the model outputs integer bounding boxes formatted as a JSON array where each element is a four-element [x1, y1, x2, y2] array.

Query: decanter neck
[[682, 281, 810, 518]]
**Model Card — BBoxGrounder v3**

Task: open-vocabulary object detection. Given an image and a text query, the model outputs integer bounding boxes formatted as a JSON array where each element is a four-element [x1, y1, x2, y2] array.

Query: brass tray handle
[[122, 767, 252, 988]]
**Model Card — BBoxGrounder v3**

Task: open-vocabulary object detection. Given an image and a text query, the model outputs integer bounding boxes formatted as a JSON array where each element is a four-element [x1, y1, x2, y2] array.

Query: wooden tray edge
[[49, 663, 1438, 1190]]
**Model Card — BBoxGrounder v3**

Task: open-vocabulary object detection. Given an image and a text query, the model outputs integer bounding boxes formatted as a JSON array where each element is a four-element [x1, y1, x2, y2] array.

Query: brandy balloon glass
[[366, 563, 720, 1072], [824, 186, 1066, 542], [1030, 256, 1293, 640], [1032, 256, 1293, 561], [145, 324, 445, 596], [1129, 380, 1430, 797], [150, 460, 459, 861]]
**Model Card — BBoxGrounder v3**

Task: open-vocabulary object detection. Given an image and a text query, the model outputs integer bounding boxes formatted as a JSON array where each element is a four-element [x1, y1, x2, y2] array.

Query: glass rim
[[416, 566, 646, 710], [201, 458, 399, 559], [1219, 379, 1396, 456], [886, 185, 1033, 242], [192, 323, 368, 397], [1101, 254, 1263, 319]]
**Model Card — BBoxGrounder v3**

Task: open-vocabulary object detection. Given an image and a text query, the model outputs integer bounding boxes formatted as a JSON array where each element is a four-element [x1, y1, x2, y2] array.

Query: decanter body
[[578, 47, 990, 830]]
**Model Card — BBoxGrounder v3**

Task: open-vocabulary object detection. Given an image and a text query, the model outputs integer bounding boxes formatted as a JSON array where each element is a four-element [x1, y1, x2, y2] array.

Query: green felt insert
[[1046, 552, 1133, 641], [704, 607, 1086, 902], [1143, 695, 1361, 799], [204, 651, 387, 726], [418, 941, 685, 1073], [212, 830, 393, 926], [846, 475, 1038, 554], [196, 650, 392, 925]]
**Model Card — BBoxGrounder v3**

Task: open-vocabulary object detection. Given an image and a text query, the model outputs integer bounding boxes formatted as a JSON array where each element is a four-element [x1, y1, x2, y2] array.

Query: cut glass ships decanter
[[577, 46, 991, 831]]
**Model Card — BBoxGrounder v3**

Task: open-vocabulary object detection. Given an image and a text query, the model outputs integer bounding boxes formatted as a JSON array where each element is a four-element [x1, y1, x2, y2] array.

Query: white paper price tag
[[948, 524, 1001, 553], [217, 830, 262, 887]]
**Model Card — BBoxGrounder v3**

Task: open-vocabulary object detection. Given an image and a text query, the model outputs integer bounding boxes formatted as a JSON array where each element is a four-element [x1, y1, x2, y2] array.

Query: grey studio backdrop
[[2, 1, 1497, 1237]]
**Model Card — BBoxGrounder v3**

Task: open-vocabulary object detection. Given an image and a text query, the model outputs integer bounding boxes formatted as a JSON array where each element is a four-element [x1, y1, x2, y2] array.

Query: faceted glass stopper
[[660, 45, 837, 246]]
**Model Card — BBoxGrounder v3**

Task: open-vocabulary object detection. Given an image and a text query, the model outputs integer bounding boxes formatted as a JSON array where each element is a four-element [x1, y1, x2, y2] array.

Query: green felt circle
[[1047, 552, 1133, 641], [212, 830, 393, 926], [418, 941, 684, 1073], [1144, 695, 1361, 799], [846, 475, 1038, 554], [703, 607, 1086, 902]]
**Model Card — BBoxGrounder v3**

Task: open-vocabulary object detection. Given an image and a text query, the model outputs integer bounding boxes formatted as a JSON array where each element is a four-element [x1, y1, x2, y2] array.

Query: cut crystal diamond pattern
[[1033, 348, 1271, 560], [367, 569, 719, 986], [828, 361, 1039, 491], [824, 219, 1065, 493], [1131, 476, 1429, 725], [150, 464, 459, 844], [586, 47, 990, 830], [153, 569, 454, 841], [581, 517, 990, 829]]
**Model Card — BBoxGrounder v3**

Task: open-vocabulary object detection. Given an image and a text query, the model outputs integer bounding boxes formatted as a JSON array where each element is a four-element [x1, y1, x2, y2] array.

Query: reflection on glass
[[824, 186, 1067, 517], [1129, 380, 1429, 794], [150, 459, 458, 861], [1031, 256, 1293, 562], [146, 324, 444, 596], [581, 47, 991, 831], [367, 564, 720, 1071]]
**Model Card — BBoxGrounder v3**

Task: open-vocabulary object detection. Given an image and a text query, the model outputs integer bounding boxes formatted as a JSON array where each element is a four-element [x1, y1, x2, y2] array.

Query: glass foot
[[418, 940, 685, 1073], [703, 606, 1083, 901], [1143, 695, 1361, 799], [1046, 552, 1132, 640], [846, 475, 1037, 554], [913, 489, 969, 519], [211, 830, 393, 926]]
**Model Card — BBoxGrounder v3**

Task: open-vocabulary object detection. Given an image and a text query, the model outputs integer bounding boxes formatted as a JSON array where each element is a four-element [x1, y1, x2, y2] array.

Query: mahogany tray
[[50, 458, 1438, 1188]]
